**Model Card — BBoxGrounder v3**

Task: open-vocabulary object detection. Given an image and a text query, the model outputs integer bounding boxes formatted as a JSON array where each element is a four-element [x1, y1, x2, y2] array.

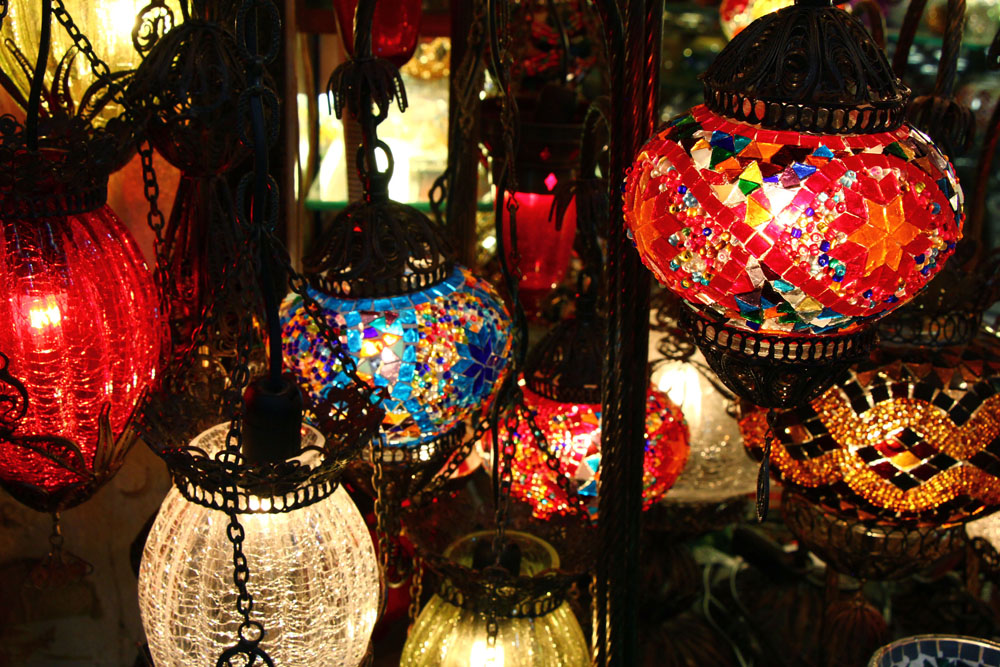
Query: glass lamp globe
[[478, 384, 690, 519], [138, 424, 380, 667], [281, 266, 512, 449], [623, 3, 963, 337], [0, 1, 180, 124], [740, 333, 1000, 525], [651, 347, 756, 504], [0, 202, 162, 511], [400, 530, 590, 667]]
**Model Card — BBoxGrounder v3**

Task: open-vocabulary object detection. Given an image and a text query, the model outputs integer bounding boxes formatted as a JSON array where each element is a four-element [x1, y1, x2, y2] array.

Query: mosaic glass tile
[[477, 385, 689, 520]]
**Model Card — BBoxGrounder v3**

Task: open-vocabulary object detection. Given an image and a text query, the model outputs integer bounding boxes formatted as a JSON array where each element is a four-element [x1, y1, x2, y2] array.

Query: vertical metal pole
[[446, 0, 481, 267], [595, 0, 661, 665]]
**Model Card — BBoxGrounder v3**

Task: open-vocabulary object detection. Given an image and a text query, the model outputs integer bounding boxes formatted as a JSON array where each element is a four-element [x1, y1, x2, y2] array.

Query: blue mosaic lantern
[[281, 265, 511, 449], [278, 177, 513, 468]]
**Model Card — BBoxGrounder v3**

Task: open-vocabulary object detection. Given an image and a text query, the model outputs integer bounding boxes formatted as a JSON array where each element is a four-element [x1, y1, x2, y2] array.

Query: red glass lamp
[[0, 189, 162, 512], [623, 0, 963, 409], [499, 189, 578, 318], [477, 316, 690, 520], [331, 0, 422, 67]]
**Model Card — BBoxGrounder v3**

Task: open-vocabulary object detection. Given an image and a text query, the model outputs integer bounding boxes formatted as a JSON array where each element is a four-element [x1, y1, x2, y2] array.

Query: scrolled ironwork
[[878, 244, 1000, 348], [429, 556, 574, 619], [133, 0, 177, 58], [305, 198, 455, 298], [0, 351, 27, 437], [680, 303, 876, 409], [701, 0, 908, 134], [525, 315, 604, 405]]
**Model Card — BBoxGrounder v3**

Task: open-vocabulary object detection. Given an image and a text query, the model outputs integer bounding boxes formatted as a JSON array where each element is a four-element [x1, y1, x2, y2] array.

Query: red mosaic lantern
[[622, 0, 964, 410], [0, 200, 163, 512], [478, 316, 690, 520]]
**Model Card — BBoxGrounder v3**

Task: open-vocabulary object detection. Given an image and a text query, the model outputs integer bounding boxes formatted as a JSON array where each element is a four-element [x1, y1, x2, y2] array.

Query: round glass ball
[[138, 434, 379, 666], [624, 105, 964, 335], [0, 204, 162, 505], [400, 530, 590, 667], [281, 266, 512, 447]]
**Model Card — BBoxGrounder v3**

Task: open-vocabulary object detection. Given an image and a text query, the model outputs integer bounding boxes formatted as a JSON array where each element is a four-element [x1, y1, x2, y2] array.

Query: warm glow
[[26, 297, 62, 331], [139, 430, 380, 667], [653, 361, 704, 436], [469, 639, 504, 666]]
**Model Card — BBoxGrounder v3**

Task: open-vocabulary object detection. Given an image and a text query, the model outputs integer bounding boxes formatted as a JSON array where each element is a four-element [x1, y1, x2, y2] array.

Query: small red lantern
[[0, 196, 162, 512], [500, 189, 578, 317], [331, 0, 422, 66]]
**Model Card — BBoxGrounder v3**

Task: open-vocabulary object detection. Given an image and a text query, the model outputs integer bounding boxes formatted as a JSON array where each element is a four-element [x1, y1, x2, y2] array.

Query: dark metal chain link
[[407, 554, 423, 629]]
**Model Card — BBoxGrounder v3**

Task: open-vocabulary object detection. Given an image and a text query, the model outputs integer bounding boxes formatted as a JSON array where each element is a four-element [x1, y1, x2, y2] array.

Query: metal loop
[[235, 0, 281, 65]]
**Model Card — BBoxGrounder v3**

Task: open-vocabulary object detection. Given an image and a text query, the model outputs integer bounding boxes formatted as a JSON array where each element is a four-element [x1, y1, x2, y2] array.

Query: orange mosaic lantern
[[741, 334, 1000, 525]]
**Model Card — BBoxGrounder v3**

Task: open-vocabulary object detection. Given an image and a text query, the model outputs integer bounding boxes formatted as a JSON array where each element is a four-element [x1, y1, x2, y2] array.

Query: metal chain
[[407, 555, 423, 629]]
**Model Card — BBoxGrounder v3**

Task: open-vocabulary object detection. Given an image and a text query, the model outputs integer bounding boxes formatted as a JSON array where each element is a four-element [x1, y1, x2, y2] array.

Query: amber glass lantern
[[400, 530, 589, 667]]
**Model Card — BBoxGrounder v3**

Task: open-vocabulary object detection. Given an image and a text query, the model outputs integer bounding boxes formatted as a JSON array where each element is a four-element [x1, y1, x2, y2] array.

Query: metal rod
[[594, 0, 660, 664], [26, 0, 53, 152]]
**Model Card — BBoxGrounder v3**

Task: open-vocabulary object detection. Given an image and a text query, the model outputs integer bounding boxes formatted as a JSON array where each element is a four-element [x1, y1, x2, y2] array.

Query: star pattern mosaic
[[477, 385, 690, 520], [281, 267, 512, 447], [624, 105, 964, 335], [740, 334, 1000, 526]]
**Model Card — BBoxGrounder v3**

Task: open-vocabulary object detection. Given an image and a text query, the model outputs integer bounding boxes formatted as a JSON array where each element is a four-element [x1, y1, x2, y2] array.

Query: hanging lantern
[[282, 197, 511, 498], [281, 262, 511, 453], [331, 0, 422, 66], [127, 19, 251, 342], [138, 423, 380, 667], [478, 316, 690, 519], [0, 119, 162, 513], [488, 116, 584, 319], [741, 330, 1000, 526], [623, 0, 963, 409], [400, 530, 590, 667]]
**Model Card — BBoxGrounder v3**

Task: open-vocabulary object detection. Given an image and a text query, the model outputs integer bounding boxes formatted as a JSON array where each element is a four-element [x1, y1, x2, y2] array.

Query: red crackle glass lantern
[[477, 316, 690, 520], [0, 171, 162, 512], [623, 0, 963, 410], [331, 0, 422, 67]]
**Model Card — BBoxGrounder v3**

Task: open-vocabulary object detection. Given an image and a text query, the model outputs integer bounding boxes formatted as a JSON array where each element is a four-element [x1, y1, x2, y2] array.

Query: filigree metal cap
[[701, 0, 909, 134], [305, 199, 455, 299], [525, 315, 605, 405]]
